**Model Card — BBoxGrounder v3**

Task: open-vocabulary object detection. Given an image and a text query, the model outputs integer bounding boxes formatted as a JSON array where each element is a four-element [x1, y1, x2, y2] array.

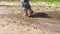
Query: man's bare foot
[[29, 10, 34, 17], [22, 13, 28, 16], [27, 11, 31, 17], [31, 11, 34, 15], [22, 11, 34, 17]]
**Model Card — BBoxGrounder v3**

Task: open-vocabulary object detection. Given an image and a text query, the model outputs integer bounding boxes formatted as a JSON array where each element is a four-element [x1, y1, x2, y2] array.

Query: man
[[21, 0, 34, 17]]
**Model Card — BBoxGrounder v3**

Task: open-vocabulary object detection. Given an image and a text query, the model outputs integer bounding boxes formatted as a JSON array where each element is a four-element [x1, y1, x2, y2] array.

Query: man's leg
[[23, 10, 28, 16], [30, 9, 34, 15], [22, 2, 34, 16], [28, 8, 34, 16], [23, 9, 34, 16]]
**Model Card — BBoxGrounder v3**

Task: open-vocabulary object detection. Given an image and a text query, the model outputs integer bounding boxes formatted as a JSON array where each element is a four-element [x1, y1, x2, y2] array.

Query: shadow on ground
[[30, 12, 51, 18]]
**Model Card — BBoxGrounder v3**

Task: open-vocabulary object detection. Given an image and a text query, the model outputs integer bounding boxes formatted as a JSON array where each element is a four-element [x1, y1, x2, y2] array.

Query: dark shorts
[[22, 2, 31, 11]]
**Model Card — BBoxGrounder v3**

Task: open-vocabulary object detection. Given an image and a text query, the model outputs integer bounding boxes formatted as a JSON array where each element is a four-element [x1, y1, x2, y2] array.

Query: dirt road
[[0, 6, 60, 34]]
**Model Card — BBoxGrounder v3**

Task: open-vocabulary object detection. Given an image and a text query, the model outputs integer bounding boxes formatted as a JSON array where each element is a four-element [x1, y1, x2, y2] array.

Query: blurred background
[[0, 0, 60, 34], [0, 0, 60, 2]]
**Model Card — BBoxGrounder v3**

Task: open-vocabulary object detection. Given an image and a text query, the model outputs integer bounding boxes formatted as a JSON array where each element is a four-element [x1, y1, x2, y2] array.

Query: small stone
[[12, 29, 14, 30], [27, 29, 31, 31], [33, 26, 37, 29], [13, 21, 16, 23], [26, 24, 30, 26], [1, 24, 5, 27]]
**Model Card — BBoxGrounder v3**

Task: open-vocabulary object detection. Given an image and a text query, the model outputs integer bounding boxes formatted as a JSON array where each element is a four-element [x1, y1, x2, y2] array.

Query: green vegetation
[[0, 0, 60, 3], [31, 0, 60, 2]]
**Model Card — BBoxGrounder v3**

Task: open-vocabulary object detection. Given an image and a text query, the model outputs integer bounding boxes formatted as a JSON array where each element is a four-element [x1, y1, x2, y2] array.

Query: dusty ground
[[0, 2, 60, 34]]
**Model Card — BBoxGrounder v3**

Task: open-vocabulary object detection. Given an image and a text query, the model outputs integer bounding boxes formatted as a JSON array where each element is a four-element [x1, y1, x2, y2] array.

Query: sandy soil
[[0, 2, 60, 34]]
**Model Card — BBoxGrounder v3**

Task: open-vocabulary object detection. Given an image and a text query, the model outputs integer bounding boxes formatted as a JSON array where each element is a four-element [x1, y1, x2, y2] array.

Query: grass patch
[[0, 0, 60, 3], [31, 0, 60, 3]]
